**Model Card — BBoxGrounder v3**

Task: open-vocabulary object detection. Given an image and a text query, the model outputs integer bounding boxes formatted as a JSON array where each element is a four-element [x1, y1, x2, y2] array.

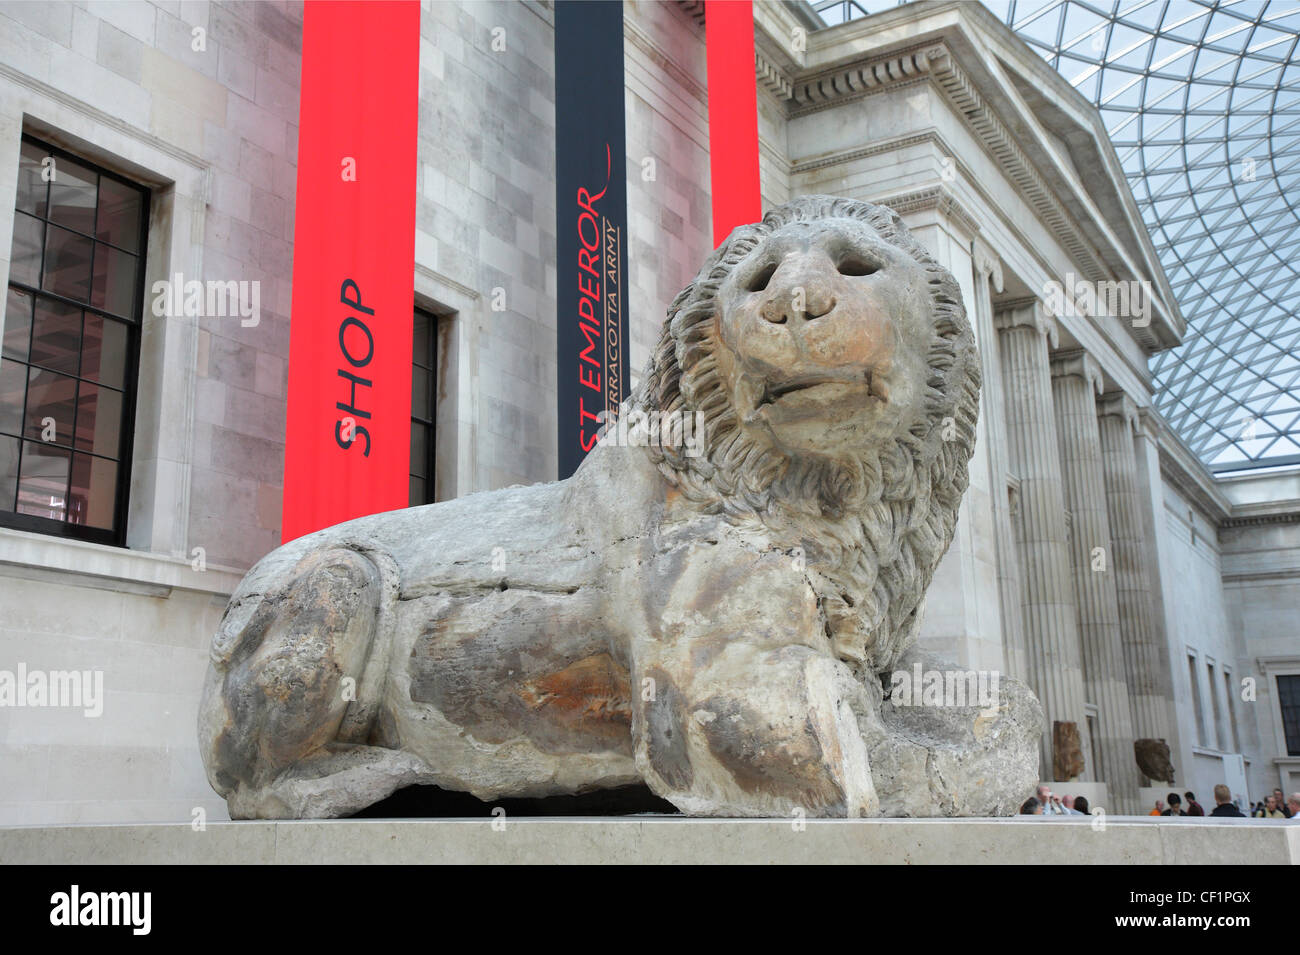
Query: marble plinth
[[1, 817, 1294, 865]]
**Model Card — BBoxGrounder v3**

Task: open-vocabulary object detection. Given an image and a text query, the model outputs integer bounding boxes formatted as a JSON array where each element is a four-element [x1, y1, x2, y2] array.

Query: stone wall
[[623, 0, 712, 389], [0, 0, 302, 824], [1219, 471, 1300, 798], [1158, 481, 1252, 801]]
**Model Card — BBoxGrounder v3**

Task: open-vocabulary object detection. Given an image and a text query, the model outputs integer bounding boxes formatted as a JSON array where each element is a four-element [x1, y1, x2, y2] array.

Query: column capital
[[1049, 349, 1104, 396], [971, 236, 1004, 292], [993, 297, 1058, 347], [1097, 391, 1140, 434], [1134, 406, 1163, 442]]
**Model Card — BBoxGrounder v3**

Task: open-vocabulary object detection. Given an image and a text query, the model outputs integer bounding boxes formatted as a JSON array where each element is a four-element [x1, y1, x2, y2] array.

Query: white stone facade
[[0, 0, 1294, 822]]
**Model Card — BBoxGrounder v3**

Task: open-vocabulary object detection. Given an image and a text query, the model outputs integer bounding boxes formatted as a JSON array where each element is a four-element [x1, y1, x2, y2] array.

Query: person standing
[[1148, 799, 1165, 816], [1254, 794, 1286, 819], [1161, 793, 1184, 816], [1272, 788, 1293, 818], [1184, 791, 1205, 816], [1037, 785, 1067, 815], [1209, 784, 1244, 817]]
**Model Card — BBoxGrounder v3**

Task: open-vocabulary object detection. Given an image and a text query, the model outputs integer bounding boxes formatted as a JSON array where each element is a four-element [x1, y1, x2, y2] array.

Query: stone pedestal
[[1, 818, 1293, 864]]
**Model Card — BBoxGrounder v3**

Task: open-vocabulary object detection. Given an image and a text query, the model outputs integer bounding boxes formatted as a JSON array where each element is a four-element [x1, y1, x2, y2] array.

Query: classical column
[[1050, 351, 1141, 813], [995, 301, 1090, 781], [1098, 393, 1173, 777], [971, 239, 1027, 683]]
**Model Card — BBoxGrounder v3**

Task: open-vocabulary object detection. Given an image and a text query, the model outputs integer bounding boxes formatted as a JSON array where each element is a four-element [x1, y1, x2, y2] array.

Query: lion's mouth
[[753, 372, 890, 410]]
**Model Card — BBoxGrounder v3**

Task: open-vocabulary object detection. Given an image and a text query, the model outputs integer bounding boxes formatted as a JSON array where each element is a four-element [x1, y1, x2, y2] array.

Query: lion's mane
[[630, 195, 981, 675]]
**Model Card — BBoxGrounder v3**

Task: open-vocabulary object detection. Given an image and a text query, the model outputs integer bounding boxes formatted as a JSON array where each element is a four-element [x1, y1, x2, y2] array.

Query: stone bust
[[199, 195, 1043, 819]]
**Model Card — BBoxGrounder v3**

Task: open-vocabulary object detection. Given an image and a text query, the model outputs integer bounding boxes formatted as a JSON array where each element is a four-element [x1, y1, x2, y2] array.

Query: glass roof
[[811, 1, 1300, 473]]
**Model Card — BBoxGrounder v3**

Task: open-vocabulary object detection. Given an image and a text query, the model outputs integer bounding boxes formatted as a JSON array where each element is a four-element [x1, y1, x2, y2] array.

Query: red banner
[[706, 0, 761, 246], [281, 0, 420, 542]]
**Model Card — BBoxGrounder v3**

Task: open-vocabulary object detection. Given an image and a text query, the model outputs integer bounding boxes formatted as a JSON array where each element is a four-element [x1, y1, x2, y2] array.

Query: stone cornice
[[1150, 409, 1233, 523], [1049, 349, 1104, 396], [756, 46, 794, 100], [786, 46, 935, 114], [788, 130, 949, 174], [876, 185, 980, 236], [921, 46, 1110, 287], [1220, 511, 1300, 529]]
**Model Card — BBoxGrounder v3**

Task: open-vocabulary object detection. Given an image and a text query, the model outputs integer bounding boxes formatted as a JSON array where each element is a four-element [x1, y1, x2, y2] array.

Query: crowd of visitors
[[1018, 783, 1300, 818]]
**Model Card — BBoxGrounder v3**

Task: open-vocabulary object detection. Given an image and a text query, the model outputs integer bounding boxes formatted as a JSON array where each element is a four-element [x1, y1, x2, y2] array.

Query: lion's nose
[[759, 260, 838, 325]]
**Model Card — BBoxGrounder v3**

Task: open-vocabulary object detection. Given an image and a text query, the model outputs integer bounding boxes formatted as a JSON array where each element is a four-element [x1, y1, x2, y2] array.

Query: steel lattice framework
[[813, 0, 1300, 472]]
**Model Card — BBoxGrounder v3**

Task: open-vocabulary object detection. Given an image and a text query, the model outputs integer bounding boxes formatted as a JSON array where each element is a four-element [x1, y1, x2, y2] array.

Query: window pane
[[16, 140, 49, 218], [90, 243, 137, 317], [74, 383, 121, 457], [47, 155, 98, 235], [0, 358, 25, 435], [69, 453, 117, 529], [4, 287, 34, 361], [0, 434, 17, 510], [42, 224, 94, 302], [24, 366, 76, 445], [16, 440, 70, 520], [413, 312, 431, 366], [411, 365, 431, 418], [11, 212, 44, 287], [410, 423, 428, 478], [1281, 675, 1300, 757], [96, 177, 143, 251], [80, 313, 128, 388], [408, 475, 426, 508], [29, 298, 82, 375]]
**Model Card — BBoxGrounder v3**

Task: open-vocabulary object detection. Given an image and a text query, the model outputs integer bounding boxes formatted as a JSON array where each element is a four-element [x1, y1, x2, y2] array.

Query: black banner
[[555, 0, 630, 479]]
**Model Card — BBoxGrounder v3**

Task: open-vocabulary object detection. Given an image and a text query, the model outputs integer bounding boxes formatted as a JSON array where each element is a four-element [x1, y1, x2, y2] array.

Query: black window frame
[[409, 307, 437, 507], [1279, 674, 1300, 757], [1, 133, 149, 547]]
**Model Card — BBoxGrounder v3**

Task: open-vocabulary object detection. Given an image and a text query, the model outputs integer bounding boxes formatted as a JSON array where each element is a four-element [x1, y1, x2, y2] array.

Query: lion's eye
[[746, 262, 778, 293], [837, 255, 879, 277]]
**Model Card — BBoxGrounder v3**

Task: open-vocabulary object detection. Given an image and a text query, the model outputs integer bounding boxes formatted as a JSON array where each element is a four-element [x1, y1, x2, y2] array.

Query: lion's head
[[631, 195, 981, 675]]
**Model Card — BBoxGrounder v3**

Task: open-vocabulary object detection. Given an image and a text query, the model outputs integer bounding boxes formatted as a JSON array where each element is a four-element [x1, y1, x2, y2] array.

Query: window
[[1206, 661, 1223, 751], [1279, 675, 1300, 757], [409, 308, 437, 507], [1, 136, 147, 544], [1187, 653, 1205, 747], [1223, 669, 1241, 752], [1086, 712, 1100, 782]]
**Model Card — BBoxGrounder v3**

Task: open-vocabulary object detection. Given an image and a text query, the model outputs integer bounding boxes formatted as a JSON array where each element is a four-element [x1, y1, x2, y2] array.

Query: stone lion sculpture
[[199, 195, 1044, 819]]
